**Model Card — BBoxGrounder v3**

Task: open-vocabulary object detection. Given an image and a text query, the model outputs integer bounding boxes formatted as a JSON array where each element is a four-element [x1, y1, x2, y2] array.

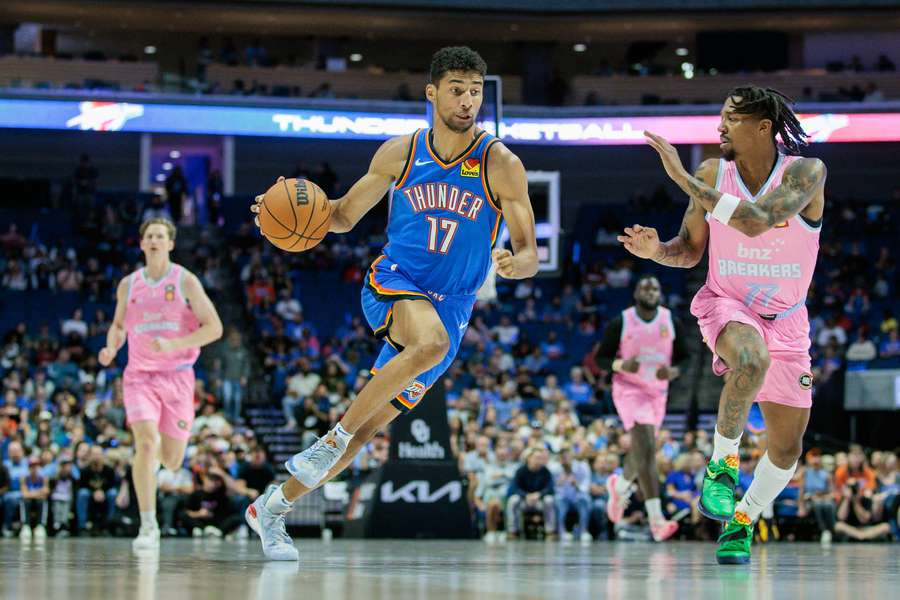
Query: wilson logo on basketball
[[460, 158, 480, 178], [294, 180, 310, 205]]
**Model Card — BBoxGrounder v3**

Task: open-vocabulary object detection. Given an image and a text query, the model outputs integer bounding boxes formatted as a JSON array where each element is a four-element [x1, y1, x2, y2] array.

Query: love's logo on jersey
[[405, 380, 427, 402], [774, 221, 790, 228], [164, 284, 176, 302], [659, 324, 670, 338], [460, 158, 480, 178]]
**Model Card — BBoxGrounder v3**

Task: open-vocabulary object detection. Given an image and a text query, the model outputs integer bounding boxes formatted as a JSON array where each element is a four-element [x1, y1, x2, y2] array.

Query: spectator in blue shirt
[[736, 453, 756, 499], [589, 452, 616, 539], [540, 331, 566, 360], [47, 349, 79, 391], [2, 441, 28, 535], [665, 453, 698, 517], [564, 367, 592, 405], [803, 448, 836, 542], [879, 329, 900, 358], [553, 447, 592, 542]]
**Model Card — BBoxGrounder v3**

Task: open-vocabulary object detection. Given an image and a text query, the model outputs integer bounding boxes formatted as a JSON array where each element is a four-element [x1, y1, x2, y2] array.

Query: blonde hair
[[139, 218, 177, 241]]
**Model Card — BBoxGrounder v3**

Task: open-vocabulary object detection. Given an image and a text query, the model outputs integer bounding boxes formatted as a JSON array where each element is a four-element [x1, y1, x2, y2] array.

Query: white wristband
[[711, 193, 741, 225]]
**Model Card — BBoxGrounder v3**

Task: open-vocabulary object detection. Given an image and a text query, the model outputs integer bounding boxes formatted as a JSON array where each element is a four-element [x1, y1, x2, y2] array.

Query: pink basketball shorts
[[123, 368, 196, 440], [611, 388, 667, 431], [690, 285, 813, 409]]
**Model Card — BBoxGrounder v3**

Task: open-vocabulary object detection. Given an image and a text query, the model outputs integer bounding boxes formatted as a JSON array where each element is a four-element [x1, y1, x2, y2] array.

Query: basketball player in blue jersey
[[245, 46, 538, 560]]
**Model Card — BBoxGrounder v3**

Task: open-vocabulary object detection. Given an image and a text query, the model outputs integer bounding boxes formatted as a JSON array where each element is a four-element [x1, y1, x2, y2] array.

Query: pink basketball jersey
[[706, 155, 820, 314], [124, 263, 200, 372], [611, 306, 675, 400]]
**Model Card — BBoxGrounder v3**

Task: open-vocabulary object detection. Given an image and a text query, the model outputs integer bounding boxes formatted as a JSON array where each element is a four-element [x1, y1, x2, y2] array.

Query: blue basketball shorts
[[361, 254, 475, 413]]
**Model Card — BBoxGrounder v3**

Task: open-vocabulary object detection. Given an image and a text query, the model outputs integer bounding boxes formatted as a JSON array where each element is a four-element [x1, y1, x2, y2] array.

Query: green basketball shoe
[[716, 511, 753, 565], [699, 455, 739, 521]]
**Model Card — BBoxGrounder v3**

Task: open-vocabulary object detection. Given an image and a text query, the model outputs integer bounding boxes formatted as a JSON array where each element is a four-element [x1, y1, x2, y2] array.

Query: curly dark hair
[[727, 85, 809, 155], [429, 46, 487, 85]]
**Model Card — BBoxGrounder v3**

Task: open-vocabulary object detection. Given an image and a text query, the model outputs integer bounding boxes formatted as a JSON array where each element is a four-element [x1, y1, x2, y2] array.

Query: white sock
[[265, 485, 294, 515], [712, 429, 742, 462], [140, 511, 157, 529], [333, 423, 353, 445], [645, 498, 664, 524], [735, 452, 796, 521], [614, 473, 633, 497]]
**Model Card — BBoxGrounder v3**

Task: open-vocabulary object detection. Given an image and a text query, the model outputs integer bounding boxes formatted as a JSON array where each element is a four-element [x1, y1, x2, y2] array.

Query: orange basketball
[[258, 178, 332, 252]]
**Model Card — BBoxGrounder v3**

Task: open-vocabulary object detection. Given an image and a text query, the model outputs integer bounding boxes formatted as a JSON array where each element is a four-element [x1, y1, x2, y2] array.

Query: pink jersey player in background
[[594, 274, 688, 542], [99, 218, 223, 552], [619, 85, 826, 565]]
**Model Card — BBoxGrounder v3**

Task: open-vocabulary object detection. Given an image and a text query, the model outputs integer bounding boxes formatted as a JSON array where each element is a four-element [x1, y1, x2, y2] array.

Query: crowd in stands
[[229, 164, 899, 542], [0, 157, 897, 544], [0, 158, 279, 541]]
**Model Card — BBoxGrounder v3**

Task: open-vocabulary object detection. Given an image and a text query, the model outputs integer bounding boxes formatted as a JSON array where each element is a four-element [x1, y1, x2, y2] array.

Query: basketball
[[258, 178, 332, 252]]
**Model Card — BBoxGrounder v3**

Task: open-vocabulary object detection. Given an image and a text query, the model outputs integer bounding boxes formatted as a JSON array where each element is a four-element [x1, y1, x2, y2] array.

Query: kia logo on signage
[[380, 480, 462, 504], [399, 418, 445, 460]]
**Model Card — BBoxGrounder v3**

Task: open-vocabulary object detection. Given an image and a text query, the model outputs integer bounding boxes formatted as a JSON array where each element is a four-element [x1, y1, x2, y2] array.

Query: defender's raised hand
[[618, 224, 660, 260]]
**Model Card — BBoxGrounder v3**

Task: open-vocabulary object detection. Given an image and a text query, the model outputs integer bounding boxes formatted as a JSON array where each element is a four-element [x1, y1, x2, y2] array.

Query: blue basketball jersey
[[383, 128, 503, 297]]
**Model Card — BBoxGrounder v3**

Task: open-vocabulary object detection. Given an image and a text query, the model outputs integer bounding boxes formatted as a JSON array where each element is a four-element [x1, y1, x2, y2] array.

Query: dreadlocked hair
[[727, 85, 809, 155]]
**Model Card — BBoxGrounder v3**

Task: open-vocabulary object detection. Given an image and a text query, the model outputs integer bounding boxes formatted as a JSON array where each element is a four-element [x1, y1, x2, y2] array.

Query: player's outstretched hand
[[492, 248, 517, 279], [643, 131, 689, 185], [251, 176, 286, 228], [617, 224, 660, 260]]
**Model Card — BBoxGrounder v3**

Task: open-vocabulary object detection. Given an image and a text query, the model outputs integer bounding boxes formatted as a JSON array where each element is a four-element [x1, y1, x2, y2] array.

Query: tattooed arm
[[618, 159, 714, 268], [644, 131, 827, 238], [681, 157, 826, 237]]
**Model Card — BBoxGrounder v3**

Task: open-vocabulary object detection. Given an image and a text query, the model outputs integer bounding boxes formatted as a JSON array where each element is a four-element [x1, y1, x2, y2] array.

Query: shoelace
[[306, 437, 341, 468], [268, 513, 293, 547]]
